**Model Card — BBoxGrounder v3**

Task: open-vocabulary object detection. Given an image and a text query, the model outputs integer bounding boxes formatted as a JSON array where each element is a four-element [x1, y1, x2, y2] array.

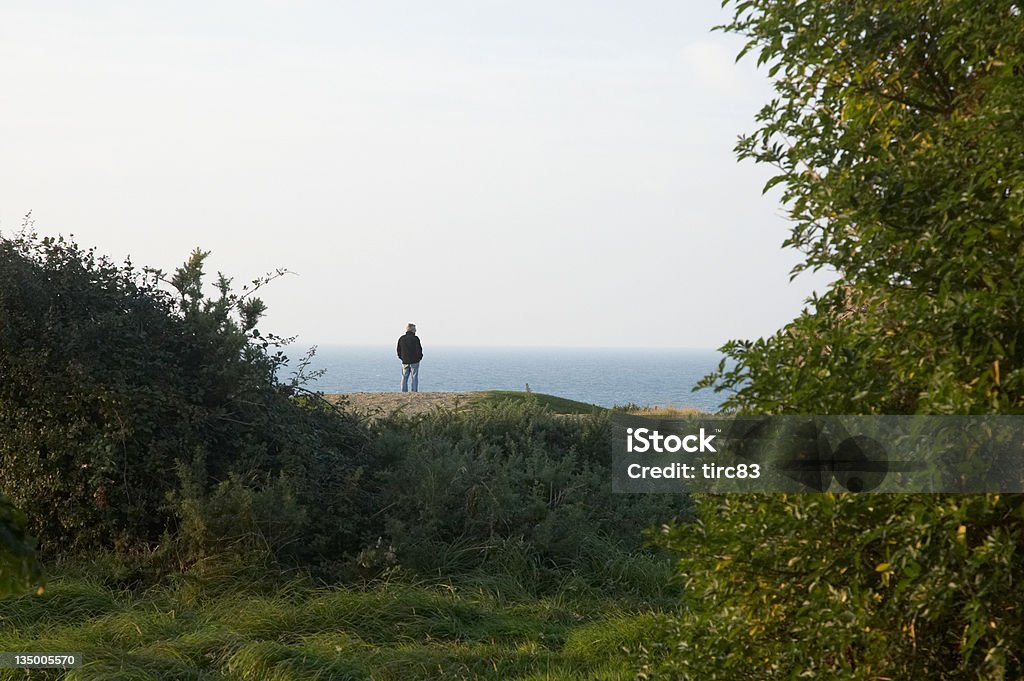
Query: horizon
[[293, 342, 722, 351]]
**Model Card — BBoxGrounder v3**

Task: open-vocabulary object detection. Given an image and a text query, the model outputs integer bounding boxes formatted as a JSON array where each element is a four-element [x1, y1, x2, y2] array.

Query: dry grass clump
[[620, 405, 708, 417]]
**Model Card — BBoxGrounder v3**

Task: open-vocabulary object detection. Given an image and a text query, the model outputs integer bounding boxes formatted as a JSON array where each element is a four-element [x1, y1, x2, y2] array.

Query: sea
[[282, 345, 727, 411]]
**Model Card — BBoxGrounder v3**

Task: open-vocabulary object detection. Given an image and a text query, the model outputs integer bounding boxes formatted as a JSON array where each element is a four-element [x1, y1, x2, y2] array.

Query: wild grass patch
[[0, 567, 672, 681]]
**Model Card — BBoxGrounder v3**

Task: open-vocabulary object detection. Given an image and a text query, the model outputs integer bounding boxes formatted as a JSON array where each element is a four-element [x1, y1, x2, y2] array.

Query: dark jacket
[[397, 332, 423, 364]]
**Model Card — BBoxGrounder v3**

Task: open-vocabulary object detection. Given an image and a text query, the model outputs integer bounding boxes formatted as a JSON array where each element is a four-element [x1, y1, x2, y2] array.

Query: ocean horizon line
[[291, 343, 722, 353], [280, 345, 727, 410]]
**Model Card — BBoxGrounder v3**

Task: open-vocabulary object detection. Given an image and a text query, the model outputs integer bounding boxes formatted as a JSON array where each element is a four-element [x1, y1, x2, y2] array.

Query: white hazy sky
[[0, 1, 833, 349]]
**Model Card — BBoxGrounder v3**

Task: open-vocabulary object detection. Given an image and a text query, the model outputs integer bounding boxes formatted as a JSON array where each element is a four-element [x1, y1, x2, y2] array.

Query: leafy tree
[[643, 2, 1024, 678], [700, 0, 1024, 415]]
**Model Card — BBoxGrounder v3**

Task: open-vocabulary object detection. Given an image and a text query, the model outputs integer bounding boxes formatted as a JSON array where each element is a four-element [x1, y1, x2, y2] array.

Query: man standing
[[397, 323, 423, 392]]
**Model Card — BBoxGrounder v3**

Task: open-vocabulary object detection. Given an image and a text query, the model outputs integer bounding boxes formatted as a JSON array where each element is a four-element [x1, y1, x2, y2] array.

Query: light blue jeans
[[401, 362, 420, 392]]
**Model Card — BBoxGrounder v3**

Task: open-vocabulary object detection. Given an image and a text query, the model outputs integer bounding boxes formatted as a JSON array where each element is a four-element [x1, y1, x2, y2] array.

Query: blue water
[[282, 345, 726, 411]]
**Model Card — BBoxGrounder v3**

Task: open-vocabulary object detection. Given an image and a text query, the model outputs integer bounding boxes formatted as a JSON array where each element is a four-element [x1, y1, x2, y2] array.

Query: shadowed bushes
[[369, 398, 691, 593], [0, 232, 373, 569]]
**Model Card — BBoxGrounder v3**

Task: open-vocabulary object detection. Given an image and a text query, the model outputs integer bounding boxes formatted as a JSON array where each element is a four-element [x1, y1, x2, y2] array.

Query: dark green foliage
[[699, 0, 1024, 415], [643, 2, 1024, 678], [0, 231, 371, 566], [0, 495, 41, 597], [640, 493, 1024, 680], [370, 398, 691, 593]]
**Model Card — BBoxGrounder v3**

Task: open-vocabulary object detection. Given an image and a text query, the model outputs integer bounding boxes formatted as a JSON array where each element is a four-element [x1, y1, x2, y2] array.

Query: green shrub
[[638, 493, 1024, 680], [0, 494, 41, 597], [0, 231, 372, 567], [370, 398, 691, 592]]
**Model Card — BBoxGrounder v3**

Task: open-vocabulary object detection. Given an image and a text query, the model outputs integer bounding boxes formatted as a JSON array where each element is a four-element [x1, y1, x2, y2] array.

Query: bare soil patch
[[323, 391, 483, 418]]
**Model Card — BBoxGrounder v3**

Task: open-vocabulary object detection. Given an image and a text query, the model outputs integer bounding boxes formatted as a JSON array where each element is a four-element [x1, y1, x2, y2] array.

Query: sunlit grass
[[478, 391, 605, 415], [0, 568, 666, 680]]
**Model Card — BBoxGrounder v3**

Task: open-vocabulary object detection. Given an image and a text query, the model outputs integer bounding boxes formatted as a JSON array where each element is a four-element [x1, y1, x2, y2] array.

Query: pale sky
[[0, 1, 833, 349]]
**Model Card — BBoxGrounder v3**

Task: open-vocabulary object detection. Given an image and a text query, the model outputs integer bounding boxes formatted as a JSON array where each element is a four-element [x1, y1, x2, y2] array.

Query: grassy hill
[[479, 391, 606, 415]]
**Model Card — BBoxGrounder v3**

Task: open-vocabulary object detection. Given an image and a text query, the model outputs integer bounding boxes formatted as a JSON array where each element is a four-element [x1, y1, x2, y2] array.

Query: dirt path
[[323, 392, 484, 418]]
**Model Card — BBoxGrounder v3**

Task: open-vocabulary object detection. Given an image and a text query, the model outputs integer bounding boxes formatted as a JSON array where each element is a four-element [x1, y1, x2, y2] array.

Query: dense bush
[[639, 494, 1024, 679], [0, 231, 372, 567], [0, 494, 41, 597], [641, 1, 1024, 678], [369, 398, 692, 592]]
